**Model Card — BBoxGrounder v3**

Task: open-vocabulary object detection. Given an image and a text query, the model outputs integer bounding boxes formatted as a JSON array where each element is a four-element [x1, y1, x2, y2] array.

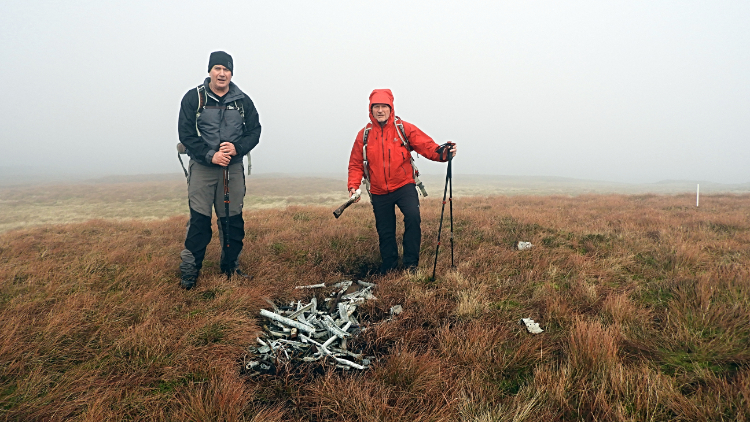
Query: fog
[[1, 1, 748, 184]]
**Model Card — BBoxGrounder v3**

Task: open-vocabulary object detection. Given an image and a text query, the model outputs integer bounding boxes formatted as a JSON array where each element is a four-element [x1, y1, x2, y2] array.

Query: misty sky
[[1, 1, 748, 184]]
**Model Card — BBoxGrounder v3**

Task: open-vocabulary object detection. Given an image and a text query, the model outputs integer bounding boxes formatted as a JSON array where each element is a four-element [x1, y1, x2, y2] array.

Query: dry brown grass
[[1, 193, 749, 421]]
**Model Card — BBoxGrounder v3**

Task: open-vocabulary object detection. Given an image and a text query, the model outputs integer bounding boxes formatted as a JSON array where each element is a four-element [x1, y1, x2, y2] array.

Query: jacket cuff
[[206, 150, 216, 164]]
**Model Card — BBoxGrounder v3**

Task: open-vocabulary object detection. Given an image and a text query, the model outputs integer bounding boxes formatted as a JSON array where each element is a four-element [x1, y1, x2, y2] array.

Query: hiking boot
[[180, 275, 197, 290], [223, 267, 252, 280]]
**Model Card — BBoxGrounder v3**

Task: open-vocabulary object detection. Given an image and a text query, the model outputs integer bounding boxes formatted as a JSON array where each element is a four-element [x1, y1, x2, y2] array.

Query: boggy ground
[[0, 194, 748, 421]]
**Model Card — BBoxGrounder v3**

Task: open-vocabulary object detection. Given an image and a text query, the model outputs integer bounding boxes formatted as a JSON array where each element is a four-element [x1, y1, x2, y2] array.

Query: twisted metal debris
[[245, 280, 379, 376]]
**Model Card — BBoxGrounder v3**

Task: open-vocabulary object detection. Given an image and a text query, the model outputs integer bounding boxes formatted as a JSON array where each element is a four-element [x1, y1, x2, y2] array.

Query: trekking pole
[[223, 166, 231, 258], [449, 153, 454, 269], [431, 143, 454, 281]]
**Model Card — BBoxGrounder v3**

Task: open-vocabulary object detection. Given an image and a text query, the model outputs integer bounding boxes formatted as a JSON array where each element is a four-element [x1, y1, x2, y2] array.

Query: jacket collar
[[202, 77, 245, 103]]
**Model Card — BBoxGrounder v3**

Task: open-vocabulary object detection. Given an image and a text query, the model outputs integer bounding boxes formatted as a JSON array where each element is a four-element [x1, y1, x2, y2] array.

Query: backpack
[[177, 84, 251, 177], [361, 117, 428, 199]]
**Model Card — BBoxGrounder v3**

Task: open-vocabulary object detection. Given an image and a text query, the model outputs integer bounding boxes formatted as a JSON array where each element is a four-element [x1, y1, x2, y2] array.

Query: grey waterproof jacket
[[178, 78, 261, 166]]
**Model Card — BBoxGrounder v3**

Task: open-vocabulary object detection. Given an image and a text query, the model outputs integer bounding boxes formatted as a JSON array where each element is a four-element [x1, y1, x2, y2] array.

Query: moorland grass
[[0, 193, 749, 421], [0, 177, 347, 233]]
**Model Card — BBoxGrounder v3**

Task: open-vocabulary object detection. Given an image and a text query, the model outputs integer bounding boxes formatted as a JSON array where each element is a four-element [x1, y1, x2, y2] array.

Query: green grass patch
[[199, 289, 218, 301], [153, 372, 208, 395], [192, 322, 226, 346], [492, 299, 520, 311], [659, 347, 738, 378], [270, 242, 286, 255], [634, 283, 674, 307], [0, 380, 19, 411]]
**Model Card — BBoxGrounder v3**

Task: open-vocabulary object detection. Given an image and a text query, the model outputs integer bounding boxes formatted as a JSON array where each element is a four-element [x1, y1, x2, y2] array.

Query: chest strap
[[361, 126, 372, 199]]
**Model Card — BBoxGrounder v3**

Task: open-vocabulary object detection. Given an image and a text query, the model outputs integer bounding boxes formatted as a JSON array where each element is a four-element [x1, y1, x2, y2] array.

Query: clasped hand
[[211, 142, 237, 166]]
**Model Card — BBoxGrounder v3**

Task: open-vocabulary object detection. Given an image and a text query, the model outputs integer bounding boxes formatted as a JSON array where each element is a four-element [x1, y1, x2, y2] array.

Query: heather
[[1, 193, 749, 421]]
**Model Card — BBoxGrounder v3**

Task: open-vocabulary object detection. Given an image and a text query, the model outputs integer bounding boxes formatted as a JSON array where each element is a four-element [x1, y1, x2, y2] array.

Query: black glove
[[436, 142, 455, 162]]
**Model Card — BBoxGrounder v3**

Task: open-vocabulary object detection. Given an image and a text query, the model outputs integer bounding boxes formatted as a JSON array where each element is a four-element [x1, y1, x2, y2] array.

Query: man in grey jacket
[[177, 51, 261, 289]]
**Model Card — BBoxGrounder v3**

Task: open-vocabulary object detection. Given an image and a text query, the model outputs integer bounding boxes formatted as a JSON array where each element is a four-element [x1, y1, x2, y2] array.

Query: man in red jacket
[[348, 89, 457, 274]]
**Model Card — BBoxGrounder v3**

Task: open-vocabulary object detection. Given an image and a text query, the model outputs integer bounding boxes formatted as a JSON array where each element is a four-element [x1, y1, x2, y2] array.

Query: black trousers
[[182, 210, 244, 276], [371, 183, 421, 273]]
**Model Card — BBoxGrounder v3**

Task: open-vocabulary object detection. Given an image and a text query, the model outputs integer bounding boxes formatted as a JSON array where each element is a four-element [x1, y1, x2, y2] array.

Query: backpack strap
[[195, 85, 206, 137], [231, 100, 245, 119], [361, 124, 372, 199], [177, 143, 188, 178], [176, 85, 207, 179], [394, 117, 428, 197]]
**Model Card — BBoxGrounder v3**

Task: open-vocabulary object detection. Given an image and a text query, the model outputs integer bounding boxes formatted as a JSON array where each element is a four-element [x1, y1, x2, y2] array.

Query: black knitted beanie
[[208, 51, 233, 73]]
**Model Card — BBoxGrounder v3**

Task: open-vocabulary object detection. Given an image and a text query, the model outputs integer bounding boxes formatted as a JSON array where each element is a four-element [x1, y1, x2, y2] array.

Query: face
[[371, 103, 391, 123], [209, 65, 232, 90]]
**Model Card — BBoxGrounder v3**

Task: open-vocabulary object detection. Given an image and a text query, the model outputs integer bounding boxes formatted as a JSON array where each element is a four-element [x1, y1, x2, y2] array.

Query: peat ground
[[1, 193, 749, 421]]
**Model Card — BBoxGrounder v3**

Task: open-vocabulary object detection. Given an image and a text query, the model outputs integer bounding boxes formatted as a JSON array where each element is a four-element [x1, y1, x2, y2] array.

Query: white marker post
[[696, 184, 700, 207]]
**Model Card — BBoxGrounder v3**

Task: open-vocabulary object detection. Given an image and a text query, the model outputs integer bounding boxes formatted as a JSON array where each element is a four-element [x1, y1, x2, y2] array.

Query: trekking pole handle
[[436, 142, 455, 162]]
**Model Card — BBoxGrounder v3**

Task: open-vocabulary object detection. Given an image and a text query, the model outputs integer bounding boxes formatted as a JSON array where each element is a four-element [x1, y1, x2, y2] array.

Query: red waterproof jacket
[[348, 89, 446, 195]]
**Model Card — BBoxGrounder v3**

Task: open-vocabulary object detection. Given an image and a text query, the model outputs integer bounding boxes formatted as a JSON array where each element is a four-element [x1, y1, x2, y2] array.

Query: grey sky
[[1, 0, 748, 184]]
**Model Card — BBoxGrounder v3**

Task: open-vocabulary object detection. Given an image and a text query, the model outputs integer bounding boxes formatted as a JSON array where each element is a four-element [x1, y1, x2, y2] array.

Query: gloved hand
[[436, 142, 457, 162]]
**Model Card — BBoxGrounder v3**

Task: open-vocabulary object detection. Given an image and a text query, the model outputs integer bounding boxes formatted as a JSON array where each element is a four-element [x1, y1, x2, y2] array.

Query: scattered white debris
[[517, 241, 533, 250], [247, 280, 379, 376], [520, 318, 544, 334], [389, 305, 403, 316]]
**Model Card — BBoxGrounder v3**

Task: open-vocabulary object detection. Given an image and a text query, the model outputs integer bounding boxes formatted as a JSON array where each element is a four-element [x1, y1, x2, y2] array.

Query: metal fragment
[[356, 280, 377, 288], [332, 281, 353, 291], [288, 302, 313, 319], [333, 356, 365, 370], [338, 302, 350, 324], [295, 283, 326, 289], [322, 335, 338, 349], [322, 315, 350, 338], [260, 309, 316, 335]]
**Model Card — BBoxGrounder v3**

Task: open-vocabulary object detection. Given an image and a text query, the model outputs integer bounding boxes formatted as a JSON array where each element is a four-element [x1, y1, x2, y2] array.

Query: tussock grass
[[1, 193, 749, 420]]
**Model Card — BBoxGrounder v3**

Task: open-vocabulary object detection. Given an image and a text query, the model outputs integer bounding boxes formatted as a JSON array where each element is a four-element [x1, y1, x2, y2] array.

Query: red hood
[[369, 89, 395, 126]]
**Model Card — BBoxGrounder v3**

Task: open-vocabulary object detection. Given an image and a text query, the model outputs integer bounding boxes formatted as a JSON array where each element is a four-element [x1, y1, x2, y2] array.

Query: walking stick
[[431, 143, 455, 281], [222, 166, 231, 262], [449, 153, 454, 269]]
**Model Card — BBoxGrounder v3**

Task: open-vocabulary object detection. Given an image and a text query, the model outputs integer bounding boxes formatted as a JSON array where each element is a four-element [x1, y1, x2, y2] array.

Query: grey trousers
[[180, 160, 246, 277], [187, 159, 245, 217]]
